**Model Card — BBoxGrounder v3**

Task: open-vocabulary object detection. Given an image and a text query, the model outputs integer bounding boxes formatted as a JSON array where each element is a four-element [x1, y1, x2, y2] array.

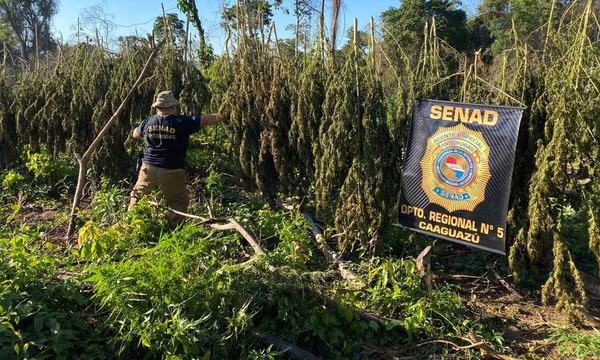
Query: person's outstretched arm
[[200, 114, 221, 127], [132, 128, 143, 139], [133, 116, 150, 139]]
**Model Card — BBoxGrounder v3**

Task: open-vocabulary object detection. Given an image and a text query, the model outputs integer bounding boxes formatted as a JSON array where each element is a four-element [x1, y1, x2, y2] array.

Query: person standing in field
[[129, 90, 221, 225]]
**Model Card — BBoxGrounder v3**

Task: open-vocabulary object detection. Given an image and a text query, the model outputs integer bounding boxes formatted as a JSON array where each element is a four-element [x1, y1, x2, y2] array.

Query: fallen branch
[[489, 267, 523, 299], [211, 219, 266, 256], [156, 202, 405, 332], [325, 299, 403, 329], [67, 35, 166, 238], [442, 274, 488, 280], [198, 190, 214, 218], [417, 333, 518, 360], [148, 201, 265, 256], [416, 339, 485, 351], [282, 203, 359, 283], [262, 334, 319, 360], [468, 330, 520, 360]]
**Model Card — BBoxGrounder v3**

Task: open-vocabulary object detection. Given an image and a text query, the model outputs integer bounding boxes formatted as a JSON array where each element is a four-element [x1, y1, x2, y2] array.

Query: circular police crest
[[420, 124, 491, 212]]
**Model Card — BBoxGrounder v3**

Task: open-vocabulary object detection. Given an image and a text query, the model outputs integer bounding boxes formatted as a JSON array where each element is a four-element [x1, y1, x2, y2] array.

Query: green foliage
[[289, 55, 326, 193], [220, 44, 296, 199], [0, 61, 17, 163], [1, 170, 24, 192], [314, 45, 401, 254], [221, 0, 282, 36], [0, 226, 106, 359], [478, 0, 554, 54], [245, 345, 281, 359], [257, 207, 314, 269], [0, 147, 75, 203], [79, 195, 171, 260], [25, 147, 74, 184], [348, 258, 465, 337], [3, 1, 600, 357], [551, 327, 600, 359], [85, 220, 329, 358], [90, 177, 128, 225], [176, 0, 215, 69], [153, 13, 186, 46], [0, 0, 58, 60], [381, 0, 472, 52]]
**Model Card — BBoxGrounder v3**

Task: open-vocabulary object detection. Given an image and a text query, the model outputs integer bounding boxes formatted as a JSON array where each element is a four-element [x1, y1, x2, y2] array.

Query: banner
[[397, 99, 524, 255]]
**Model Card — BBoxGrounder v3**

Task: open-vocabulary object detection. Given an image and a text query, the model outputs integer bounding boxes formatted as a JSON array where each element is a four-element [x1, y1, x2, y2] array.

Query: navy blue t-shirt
[[135, 114, 201, 169]]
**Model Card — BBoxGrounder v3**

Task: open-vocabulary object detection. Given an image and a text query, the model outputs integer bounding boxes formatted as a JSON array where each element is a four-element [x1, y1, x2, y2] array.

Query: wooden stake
[[67, 37, 166, 238], [353, 17, 358, 49], [330, 0, 342, 56], [416, 245, 432, 292], [370, 16, 376, 69], [236, 0, 241, 46], [266, 21, 274, 49], [294, 0, 300, 57], [95, 29, 102, 51], [34, 23, 39, 68], [272, 22, 281, 57], [319, 0, 326, 59], [303, 31, 307, 61]]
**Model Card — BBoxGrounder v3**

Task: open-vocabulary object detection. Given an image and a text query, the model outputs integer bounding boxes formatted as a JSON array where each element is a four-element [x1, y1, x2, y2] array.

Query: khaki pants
[[129, 163, 189, 226]]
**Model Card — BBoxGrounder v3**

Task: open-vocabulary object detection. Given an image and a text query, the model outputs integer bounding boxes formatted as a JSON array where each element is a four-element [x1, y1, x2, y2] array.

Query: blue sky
[[52, 0, 481, 53]]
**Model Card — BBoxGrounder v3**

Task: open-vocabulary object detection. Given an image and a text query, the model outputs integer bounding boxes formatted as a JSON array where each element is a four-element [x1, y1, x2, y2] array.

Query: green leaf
[[34, 316, 44, 333], [385, 321, 397, 331]]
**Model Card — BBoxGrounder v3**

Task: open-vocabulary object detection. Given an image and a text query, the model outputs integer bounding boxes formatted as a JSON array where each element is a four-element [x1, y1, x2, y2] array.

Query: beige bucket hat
[[152, 90, 180, 108]]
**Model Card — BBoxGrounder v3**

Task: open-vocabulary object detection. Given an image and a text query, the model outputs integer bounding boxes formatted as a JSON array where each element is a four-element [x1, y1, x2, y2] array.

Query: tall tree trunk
[[186, 0, 207, 50], [18, 37, 27, 61], [330, 0, 342, 56]]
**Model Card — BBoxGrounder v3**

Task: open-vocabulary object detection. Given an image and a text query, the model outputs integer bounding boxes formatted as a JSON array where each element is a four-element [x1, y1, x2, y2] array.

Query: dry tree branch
[[416, 334, 518, 360], [262, 334, 319, 360], [324, 299, 404, 329], [282, 202, 359, 283], [468, 331, 520, 360], [489, 266, 523, 299], [147, 201, 266, 256], [156, 203, 402, 346]]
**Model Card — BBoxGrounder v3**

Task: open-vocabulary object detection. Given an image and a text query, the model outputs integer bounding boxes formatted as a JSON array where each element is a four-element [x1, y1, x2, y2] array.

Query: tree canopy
[[381, 0, 470, 52], [478, 0, 555, 54], [153, 13, 186, 46], [0, 0, 57, 61]]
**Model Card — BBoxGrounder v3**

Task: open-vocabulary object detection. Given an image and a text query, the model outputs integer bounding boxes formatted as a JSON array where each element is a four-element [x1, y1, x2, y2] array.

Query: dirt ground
[[442, 271, 597, 359]]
